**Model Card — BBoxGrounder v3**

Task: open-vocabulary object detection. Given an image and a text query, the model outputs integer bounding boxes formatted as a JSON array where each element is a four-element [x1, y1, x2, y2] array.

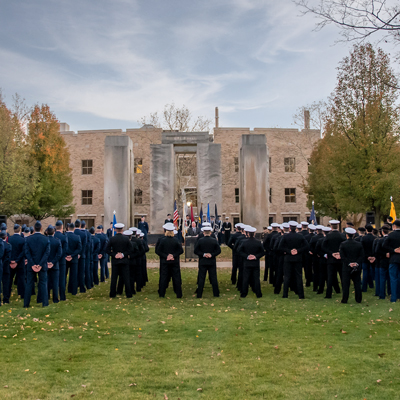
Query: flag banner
[[309, 201, 316, 224], [215, 203, 218, 221], [207, 203, 210, 223], [173, 200, 179, 227], [113, 212, 117, 236], [199, 204, 203, 229], [390, 197, 396, 221], [190, 205, 194, 222]]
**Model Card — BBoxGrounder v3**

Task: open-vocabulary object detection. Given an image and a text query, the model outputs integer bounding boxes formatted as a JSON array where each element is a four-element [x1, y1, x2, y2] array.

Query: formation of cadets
[[1, 216, 400, 307]]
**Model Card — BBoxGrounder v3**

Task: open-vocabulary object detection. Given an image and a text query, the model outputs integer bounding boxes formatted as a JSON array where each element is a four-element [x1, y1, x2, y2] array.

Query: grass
[[0, 267, 399, 400]]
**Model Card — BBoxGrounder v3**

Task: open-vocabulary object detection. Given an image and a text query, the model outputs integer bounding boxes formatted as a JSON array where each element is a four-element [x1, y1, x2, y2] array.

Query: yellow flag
[[390, 198, 396, 221]]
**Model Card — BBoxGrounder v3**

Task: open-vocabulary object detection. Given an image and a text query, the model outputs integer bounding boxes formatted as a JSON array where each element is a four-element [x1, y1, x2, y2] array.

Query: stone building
[[7, 118, 324, 233]]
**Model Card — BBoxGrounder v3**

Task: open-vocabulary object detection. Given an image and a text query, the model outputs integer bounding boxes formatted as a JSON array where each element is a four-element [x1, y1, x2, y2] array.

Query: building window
[[234, 157, 239, 172], [134, 217, 141, 227], [284, 157, 296, 173], [269, 188, 272, 203], [285, 188, 296, 203], [269, 216, 274, 225], [82, 160, 93, 175], [82, 190, 93, 205], [80, 218, 95, 229], [57, 218, 71, 228], [269, 157, 271, 173], [235, 188, 239, 203], [283, 216, 298, 223], [134, 158, 143, 174], [233, 216, 240, 226], [134, 189, 143, 204]]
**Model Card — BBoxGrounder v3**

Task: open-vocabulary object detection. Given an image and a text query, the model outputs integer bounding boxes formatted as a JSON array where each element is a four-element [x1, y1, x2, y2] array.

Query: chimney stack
[[304, 110, 310, 130], [215, 107, 219, 128]]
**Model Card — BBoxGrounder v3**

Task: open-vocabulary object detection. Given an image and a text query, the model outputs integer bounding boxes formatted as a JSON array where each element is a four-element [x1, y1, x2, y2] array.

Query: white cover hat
[[322, 226, 332, 232], [271, 223, 280, 228], [316, 225, 324, 230], [289, 221, 298, 227], [244, 226, 256, 233], [123, 230, 132, 236], [308, 224, 316, 230], [114, 223, 124, 229], [267, 226, 272, 230], [202, 226, 212, 231], [140, 232, 145, 237], [282, 223, 290, 229], [329, 220, 340, 225], [202, 222, 211, 227], [136, 229, 142, 234], [162, 223, 175, 231], [345, 227, 356, 235], [301, 221, 309, 226], [130, 227, 137, 232], [297, 224, 302, 229]]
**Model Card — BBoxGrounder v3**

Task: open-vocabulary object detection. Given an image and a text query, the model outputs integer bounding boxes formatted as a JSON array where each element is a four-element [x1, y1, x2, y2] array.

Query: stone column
[[104, 136, 134, 229], [197, 143, 222, 213], [150, 144, 175, 233], [239, 135, 269, 231]]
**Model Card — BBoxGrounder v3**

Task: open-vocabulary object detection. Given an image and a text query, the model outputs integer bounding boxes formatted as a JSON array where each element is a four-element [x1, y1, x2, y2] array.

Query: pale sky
[[0, 0, 397, 132]]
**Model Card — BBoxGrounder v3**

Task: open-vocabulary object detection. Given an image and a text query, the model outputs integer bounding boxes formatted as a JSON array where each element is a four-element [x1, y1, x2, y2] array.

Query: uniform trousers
[[325, 261, 341, 298], [85, 251, 92, 290], [92, 256, 99, 285], [9, 263, 25, 298], [100, 256, 107, 282], [159, 262, 182, 298], [24, 269, 48, 307], [304, 253, 313, 287], [312, 255, 320, 292], [231, 254, 238, 284], [241, 266, 262, 298], [317, 259, 327, 294], [362, 262, 375, 292], [378, 267, 391, 299], [67, 259, 79, 295], [388, 263, 400, 302], [47, 267, 60, 303], [282, 262, 304, 299], [273, 256, 284, 294], [78, 257, 86, 293], [374, 265, 380, 296], [197, 265, 219, 298], [1, 270, 10, 303], [110, 263, 132, 298], [59, 259, 67, 301], [341, 266, 362, 303], [105, 256, 110, 279], [224, 231, 230, 245]]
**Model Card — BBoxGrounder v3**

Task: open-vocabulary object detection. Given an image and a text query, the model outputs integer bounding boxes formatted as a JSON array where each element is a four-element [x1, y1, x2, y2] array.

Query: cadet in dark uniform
[[278, 221, 309, 299], [106, 223, 133, 298], [0, 231, 11, 305], [383, 219, 400, 303], [273, 223, 288, 294], [321, 220, 345, 298], [339, 227, 364, 303], [194, 226, 221, 298], [81, 221, 92, 290], [90, 227, 101, 286], [74, 220, 87, 293], [360, 225, 376, 292], [309, 225, 324, 292], [138, 232, 149, 287], [96, 225, 108, 282], [55, 221, 68, 301], [237, 226, 264, 298], [165, 214, 174, 224], [374, 225, 391, 299], [263, 223, 280, 283], [46, 225, 62, 303], [8, 224, 26, 299], [24, 221, 50, 308], [65, 223, 82, 296], [222, 217, 232, 246], [156, 223, 183, 298]]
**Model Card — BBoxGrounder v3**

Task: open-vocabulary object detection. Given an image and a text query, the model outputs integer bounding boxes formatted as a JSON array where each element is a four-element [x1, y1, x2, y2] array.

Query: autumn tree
[[139, 103, 212, 132], [0, 93, 35, 216], [305, 44, 400, 227], [23, 104, 75, 220]]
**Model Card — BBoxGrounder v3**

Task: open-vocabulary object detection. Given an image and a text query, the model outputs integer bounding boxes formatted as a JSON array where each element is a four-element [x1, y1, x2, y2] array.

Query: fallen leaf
[[82, 385, 86, 388], [377, 379, 382, 383], [164, 394, 168, 400], [197, 388, 203, 391], [4, 385, 8, 388]]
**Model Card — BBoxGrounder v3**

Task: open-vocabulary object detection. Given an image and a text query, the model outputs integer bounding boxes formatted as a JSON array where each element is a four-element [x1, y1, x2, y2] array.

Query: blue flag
[[309, 201, 316, 224], [207, 203, 210, 223], [113, 212, 117, 236], [199, 204, 203, 229]]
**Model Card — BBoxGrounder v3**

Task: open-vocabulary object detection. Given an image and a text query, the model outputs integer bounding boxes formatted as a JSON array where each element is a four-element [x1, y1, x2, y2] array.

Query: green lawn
[[0, 267, 399, 400]]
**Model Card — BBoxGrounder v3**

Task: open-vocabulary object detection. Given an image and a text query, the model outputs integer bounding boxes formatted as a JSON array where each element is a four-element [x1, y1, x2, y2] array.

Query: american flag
[[173, 200, 179, 227]]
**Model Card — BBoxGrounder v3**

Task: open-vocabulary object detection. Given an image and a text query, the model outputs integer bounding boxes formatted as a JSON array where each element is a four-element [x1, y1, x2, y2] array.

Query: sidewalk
[[147, 260, 266, 268]]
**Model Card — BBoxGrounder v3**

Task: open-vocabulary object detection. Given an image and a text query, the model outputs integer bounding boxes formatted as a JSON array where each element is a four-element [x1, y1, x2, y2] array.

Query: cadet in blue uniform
[[138, 216, 149, 245], [8, 224, 26, 299], [46, 225, 62, 303], [0, 231, 10, 305], [96, 225, 108, 282], [74, 220, 87, 293], [23, 221, 50, 308], [90, 227, 101, 285], [81, 221, 92, 290], [383, 219, 400, 303], [55, 221, 68, 301], [0, 239, 4, 305], [65, 223, 82, 296], [360, 225, 376, 292]]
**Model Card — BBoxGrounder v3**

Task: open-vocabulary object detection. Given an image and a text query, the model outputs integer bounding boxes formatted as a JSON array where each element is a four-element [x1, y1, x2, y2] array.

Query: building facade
[[7, 121, 324, 232]]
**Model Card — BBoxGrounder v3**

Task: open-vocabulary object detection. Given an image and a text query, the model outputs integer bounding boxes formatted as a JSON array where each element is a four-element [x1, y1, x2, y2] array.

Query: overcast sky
[[0, 0, 397, 132]]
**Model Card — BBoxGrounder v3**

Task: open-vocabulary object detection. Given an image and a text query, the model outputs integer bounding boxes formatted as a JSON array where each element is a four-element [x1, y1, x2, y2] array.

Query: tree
[[295, 0, 400, 50], [139, 103, 212, 132], [0, 93, 35, 216], [23, 104, 75, 220], [305, 44, 400, 227], [292, 100, 328, 134]]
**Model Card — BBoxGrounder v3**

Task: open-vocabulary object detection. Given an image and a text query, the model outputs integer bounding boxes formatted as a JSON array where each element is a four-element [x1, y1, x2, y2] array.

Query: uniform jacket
[[48, 236, 63, 270], [194, 236, 221, 266], [96, 233, 108, 256], [55, 230, 68, 261], [375, 236, 390, 269], [383, 230, 400, 264], [105, 233, 133, 265], [339, 239, 364, 267], [1, 240, 10, 273], [74, 228, 87, 258], [238, 237, 265, 268], [228, 231, 243, 251], [24, 233, 50, 270], [321, 231, 346, 263], [8, 234, 25, 265], [91, 235, 101, 259], [360, 233, 376, 262], [155, 236, 183, 264], [277, 231, 309, 263], [65, 231, 82, 260]]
